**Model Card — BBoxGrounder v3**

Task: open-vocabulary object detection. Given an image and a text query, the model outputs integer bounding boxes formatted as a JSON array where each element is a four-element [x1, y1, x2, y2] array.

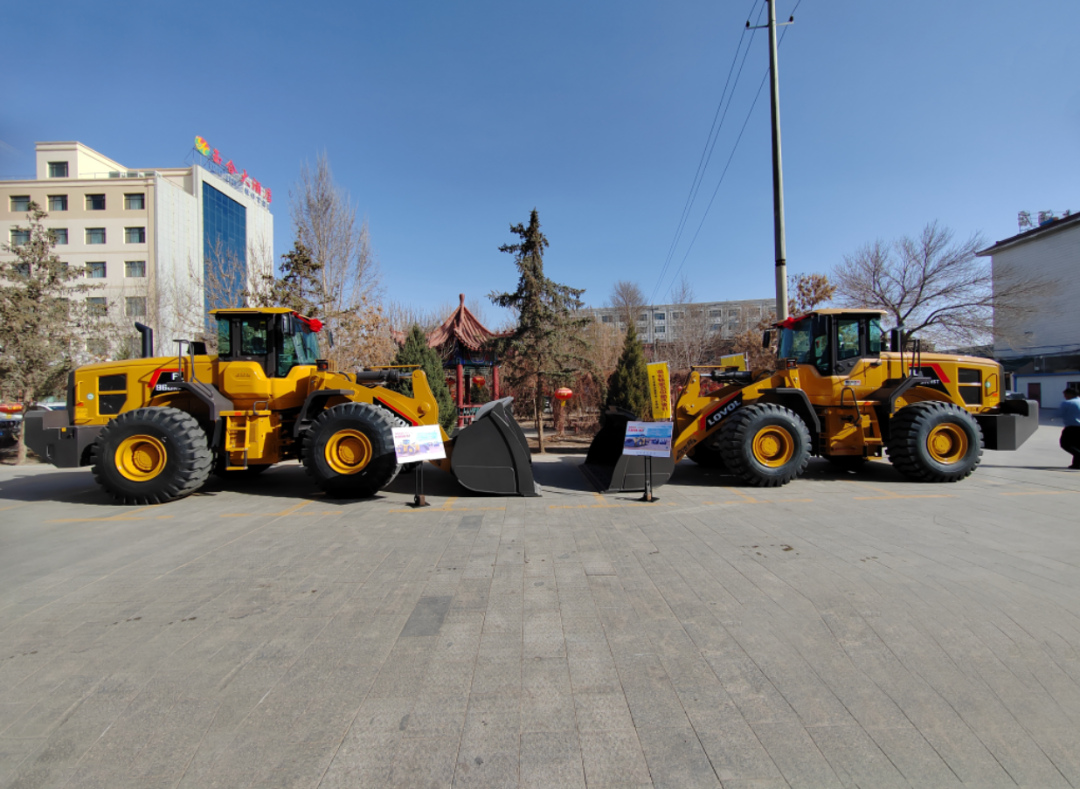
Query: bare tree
[[609, 280, 646, 328], [665, 274, 712, 369], [291, 152, 389, 367], [789, 272, 835, 314], [833, 221, 1047, 344]]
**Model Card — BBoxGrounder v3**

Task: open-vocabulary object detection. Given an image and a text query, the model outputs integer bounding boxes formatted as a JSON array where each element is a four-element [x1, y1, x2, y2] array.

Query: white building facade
[[978, 213, 1080, 410], [1, 140, 273, 359], [587, 297, 775, 344]]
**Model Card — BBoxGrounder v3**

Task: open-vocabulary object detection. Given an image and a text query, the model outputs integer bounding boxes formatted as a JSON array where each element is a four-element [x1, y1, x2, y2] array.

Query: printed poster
[[646, 361, 672, 420], [623, 421, 674, 458], [392, 424, 446, 463]]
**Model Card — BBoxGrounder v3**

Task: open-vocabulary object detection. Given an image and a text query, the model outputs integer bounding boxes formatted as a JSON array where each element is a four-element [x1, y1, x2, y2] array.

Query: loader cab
[[212, 308, 323, 379], [777, 309, 887, 377]]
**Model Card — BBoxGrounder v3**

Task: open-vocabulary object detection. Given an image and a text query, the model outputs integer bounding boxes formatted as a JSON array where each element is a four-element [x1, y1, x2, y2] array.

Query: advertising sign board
[[647, 361, 672, 420], [623, 421, 674, 458], [392, 425, 446, 463]]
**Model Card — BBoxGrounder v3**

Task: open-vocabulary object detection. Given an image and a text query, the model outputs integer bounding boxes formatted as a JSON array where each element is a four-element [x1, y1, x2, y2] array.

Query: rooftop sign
[[193, 136, 271, 207]]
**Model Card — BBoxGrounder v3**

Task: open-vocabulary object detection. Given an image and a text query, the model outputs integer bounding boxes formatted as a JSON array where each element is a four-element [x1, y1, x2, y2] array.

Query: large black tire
[[301, 402, 400, 497], [689, 436, 727, 469], [719, 403, 811, 487], [90, 407, 212, 505], [886, 401, 983, 482]]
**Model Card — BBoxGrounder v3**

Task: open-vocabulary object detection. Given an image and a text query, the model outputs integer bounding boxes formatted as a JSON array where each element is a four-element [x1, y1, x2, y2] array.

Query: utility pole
[[751, 1, 794, 320]]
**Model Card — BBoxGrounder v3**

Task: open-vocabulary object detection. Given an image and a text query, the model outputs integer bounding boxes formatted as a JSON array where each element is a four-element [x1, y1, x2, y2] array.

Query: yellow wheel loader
[[585, 309, 1038, 491], [25, 308, 538, 504]]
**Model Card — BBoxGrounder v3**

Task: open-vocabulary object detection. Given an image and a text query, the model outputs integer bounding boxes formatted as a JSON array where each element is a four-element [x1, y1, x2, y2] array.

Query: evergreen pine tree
[[489, 209, 591, 452], [393, 324, 457, 432], [604, 323, 650, 419], [253, 239, 325, 317]]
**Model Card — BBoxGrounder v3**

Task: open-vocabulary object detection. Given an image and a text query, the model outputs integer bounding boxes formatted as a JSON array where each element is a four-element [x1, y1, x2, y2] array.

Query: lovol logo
[[703, 392, 744, 431], [910, 365, 950, 394], [372, 398, 417, 428]]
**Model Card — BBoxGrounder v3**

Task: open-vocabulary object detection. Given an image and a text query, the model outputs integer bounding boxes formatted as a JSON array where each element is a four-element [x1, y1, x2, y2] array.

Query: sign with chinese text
[[193, 136, 271, 207], [623, 421, 673, 458], [647, 361, 672, 421], [392, 425, 446, 463]]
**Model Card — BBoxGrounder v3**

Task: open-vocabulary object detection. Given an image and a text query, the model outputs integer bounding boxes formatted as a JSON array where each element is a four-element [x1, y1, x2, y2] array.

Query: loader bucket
[[450, 398, 541, 497], [582, 408, 675, 493]]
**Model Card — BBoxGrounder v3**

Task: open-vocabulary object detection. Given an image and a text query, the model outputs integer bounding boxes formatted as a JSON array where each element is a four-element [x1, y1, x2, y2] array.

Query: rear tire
[[886, 401, 983, 482], [719, 403, 811, 487], [91, 407, 212, 505], [301, 403, 400, 497]]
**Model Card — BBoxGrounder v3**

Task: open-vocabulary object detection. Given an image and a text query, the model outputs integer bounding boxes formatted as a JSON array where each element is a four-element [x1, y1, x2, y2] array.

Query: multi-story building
[[978, 211, 1080, 410], [587, 297, 775, 344], [1, 140, 273, 359]]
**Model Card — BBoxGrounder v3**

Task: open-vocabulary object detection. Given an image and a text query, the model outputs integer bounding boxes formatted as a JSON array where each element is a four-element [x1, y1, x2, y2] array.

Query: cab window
[[868, 318, 884, 354], [217, 318, 231, 356], [240, 318, 268, 356], [837, 318, 861, 361]]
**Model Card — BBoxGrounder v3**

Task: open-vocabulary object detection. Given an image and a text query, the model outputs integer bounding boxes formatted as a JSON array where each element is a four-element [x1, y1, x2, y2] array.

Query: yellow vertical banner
[[647, 361, 672, 421]]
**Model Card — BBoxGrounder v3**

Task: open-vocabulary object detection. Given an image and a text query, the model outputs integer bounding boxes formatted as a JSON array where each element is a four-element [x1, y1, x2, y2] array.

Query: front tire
[[719, 403, 811, 487], [301, 403, 400, 497], [886, 401, 983, 482], [91, 407, 212, 505]]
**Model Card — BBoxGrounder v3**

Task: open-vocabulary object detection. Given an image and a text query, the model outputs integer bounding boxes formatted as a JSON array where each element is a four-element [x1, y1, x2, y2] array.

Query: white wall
[[1014, 373, 1080, 411], [993, 222, 1080, 358]]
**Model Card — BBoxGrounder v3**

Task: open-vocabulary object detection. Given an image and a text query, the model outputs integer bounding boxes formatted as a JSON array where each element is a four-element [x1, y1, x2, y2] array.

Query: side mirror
[[327, 330, 335, 349], [762, 329, 774, 349], [281, 314, 296, 336]]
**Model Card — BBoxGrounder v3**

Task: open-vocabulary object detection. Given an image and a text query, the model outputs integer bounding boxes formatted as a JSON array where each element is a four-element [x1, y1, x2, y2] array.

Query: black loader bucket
[[582, 407, 675, 493], [450, 398, 541, 496]]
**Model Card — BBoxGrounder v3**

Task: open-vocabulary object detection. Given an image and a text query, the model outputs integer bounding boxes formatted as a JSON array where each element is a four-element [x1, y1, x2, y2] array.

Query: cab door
[[216, 316, 274, 405]]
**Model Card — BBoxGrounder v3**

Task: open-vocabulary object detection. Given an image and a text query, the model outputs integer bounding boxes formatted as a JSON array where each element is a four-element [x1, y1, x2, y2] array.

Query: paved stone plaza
[[1, 428, 1079, 789]]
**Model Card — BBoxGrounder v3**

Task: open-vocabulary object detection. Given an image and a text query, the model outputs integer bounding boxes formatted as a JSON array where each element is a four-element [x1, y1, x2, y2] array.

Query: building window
[[10, 229, 30, 245], [655, 326, 666, 334], [710, 323, 721, 331], [47, 195, 68, 211], [87, 297, 108, 316], [13, 262, 30, 276], [125, 227, 146, 244], [125, 260, 146, 278], [600, 315, 613, 324], [87, 262, 107, 279], [48, 162, 69, 178], [124, 193, 145, 210], [10, 196, 31, 212], [671, 311, 684, 319], [125, 297, 146, 317], [203, 183, 248, 310], [86, 228, 106, 244], [709, 309, 722, 318], [655, 312, 666, 321], [86, 194, 106, 210], [50, 228, 68, 245]]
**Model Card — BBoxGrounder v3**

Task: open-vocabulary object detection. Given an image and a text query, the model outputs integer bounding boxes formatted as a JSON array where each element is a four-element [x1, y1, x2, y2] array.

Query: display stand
[[412, 463, 429, 508], [639, 456, 658, 503]]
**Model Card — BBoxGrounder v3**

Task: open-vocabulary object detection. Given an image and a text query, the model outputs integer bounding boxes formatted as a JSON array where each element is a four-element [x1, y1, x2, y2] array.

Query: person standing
[[1061, 387, 1080, 469]]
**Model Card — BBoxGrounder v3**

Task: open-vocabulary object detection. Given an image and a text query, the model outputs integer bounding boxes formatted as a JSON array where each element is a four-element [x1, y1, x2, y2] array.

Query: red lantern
[[472, 375, 486, 387], [445, 377, 455, 388], [553, 388, 573, 401]]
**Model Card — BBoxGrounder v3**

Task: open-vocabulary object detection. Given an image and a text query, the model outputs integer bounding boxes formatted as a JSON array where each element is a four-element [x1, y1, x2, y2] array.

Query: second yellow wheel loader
[[25, 308, 539, 504], [585, 309, 1039, 491]]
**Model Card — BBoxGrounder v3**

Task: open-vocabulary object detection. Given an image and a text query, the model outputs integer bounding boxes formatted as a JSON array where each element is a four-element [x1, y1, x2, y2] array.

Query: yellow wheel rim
[[325, 429, 372, 475], [751, 425, 795, 468], [115, 435, 167, 482], [927, 423, 967, 464]]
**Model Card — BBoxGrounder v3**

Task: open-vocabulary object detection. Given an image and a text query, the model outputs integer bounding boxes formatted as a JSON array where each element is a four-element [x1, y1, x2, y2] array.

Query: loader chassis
[[586, 309, 1038, 490], [25, 308, 539, 504]]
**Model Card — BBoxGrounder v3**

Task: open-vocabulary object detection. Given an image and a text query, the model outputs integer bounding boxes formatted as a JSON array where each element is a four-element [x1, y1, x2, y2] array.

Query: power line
[[654, 0, 804, 303], [649, 0, 764, 307]]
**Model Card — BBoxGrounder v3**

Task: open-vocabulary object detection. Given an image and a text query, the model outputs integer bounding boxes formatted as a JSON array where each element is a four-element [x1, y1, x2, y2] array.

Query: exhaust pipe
[[135, 322, 153, 358]]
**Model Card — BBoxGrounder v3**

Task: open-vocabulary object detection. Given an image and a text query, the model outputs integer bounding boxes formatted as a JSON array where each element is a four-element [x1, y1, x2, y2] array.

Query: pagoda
[[428, 294, 505, 427]]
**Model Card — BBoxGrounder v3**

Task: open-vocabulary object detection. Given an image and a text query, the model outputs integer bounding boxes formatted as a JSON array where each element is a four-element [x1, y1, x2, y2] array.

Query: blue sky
[[3, 1, 1077, 322]]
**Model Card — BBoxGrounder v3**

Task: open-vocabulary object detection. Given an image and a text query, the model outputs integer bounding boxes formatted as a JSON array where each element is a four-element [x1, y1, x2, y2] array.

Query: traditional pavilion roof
[[427, 294, 503, 351]]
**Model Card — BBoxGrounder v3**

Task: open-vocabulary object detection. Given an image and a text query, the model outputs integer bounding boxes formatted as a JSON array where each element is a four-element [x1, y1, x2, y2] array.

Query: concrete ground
[[1, 427, 1079, 789]]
